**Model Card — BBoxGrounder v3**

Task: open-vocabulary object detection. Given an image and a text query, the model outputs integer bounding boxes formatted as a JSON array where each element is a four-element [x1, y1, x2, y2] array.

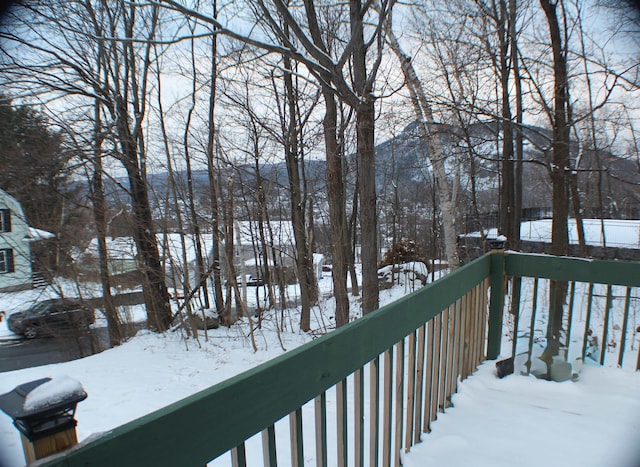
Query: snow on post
[[23, 376, 86, 413]]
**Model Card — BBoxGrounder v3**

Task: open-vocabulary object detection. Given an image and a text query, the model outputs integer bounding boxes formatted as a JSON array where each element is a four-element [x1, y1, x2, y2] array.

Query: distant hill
[[100, 120, 639, 222]]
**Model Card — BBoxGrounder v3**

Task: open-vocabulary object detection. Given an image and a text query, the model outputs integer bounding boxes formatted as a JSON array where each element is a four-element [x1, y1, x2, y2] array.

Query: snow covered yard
[[0, 324, 311, 467], [0, 274, 413, 466]]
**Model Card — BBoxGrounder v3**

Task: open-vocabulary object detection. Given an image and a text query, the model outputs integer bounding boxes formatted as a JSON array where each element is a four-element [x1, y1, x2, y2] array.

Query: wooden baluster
[[422, 320, 434, 434], [404, 331, 416, 452], [382, 347, 394, 467], [369, 357, 380, 467], [314, 393, 327, 467], [600, 285, 613, 365], [438, 308, 449, 413], [289, 408, 303, 467], [336, 380, 348, 467], [581, 283, 594, 362], [413, 324, 426, 444], [231, 443, 247, 467], [430, 314, 442, 421], [262, 425, 277, 467], [618, 287, 632, 368], [393, 340, 405, 467]]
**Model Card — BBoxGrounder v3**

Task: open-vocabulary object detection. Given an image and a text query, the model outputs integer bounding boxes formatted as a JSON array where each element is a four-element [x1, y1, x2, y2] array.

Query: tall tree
[[281, 51, 319, 331], [0, 1, 173, 331], [89, 93, 123, 346], [302, 1, 351, 326], [0, 97, 71, 236], [350, 0, 380, 314], [205, 0, 226, 321], [540, 0, 571, 360]]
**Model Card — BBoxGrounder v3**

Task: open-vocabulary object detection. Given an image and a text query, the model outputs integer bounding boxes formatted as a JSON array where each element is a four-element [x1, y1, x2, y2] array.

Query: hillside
[[97, 120, 639, 242]]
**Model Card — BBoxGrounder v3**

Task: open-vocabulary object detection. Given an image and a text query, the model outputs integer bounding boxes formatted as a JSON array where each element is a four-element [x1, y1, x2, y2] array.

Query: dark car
[[7, 299, 95, 339], [224, 275, 265, 287]]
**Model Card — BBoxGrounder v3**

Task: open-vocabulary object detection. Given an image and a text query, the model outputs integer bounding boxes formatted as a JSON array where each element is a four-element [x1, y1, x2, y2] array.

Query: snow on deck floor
[[403, 361, 640, 467], [1, 330, 639, 466]]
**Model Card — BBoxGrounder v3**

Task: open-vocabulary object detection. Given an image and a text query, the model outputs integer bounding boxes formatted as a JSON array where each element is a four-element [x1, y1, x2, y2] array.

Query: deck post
[[487, 247, 505, 360]]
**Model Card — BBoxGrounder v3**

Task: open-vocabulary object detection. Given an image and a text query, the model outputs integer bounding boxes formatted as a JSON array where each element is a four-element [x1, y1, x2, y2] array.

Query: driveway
[[0, 326, 113, 372]]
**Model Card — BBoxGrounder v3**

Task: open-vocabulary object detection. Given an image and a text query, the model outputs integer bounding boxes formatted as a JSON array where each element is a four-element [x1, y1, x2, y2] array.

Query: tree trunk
[[91, 100, 122, 347], [201, 0, 224, 316], [301, 0, 351, 326], [509, 0, 523, 250], [497, 0, 517, 248], [348, 161, 360, 297], [184, 26, 210, 310], [283, 53, 316, 331], [324, 94, 350, 327], [251, 148, 277, 311], [222, 175, 238, 323], [206, 12, 225, 316], [386, 26, 460, 270], [540, 0, 570, 360], [351, 0, 379, 315], [356, 98, 379, 314], [115, 96, 172, 332]]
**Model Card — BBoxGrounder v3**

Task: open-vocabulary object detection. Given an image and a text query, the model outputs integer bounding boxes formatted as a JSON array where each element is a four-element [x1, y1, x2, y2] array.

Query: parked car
[[244, 275, 265, 286], [7, 298, 95, 339], [224, 275, 265, 287]]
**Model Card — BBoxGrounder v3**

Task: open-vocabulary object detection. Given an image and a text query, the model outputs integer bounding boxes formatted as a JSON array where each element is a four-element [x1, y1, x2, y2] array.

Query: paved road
[[0, 327, 112, 373]]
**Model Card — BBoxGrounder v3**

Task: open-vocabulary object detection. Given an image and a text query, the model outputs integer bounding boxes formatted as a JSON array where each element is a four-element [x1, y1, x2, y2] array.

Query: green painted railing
[[37, 251, 640, 466], [503, 252, 640, 371], [39, 252, 497, 467]]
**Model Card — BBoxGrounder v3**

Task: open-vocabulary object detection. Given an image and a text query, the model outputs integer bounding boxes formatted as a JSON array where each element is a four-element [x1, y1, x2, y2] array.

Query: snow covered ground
[[0, 263, 639, 466]]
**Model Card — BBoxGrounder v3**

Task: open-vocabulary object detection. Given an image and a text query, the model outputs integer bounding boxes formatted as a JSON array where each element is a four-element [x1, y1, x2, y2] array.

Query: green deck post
[[487, 248, 505, 360]]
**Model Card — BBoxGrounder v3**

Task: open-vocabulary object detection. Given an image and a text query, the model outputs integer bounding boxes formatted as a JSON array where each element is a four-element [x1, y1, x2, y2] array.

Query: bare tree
[[89, 97, 123, 346], [158, 0, 396, 322], [280, 49, 319, 331], [0, 0, 173, 330], [205, 1, 226, 321], [384, 16, 461, 271], [539, 0, 571, 360]]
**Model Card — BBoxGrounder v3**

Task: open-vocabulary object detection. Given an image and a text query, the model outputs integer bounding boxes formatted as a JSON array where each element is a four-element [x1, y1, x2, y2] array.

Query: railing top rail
[[39, 254, 492, 467], [504, 251, 640, 287]]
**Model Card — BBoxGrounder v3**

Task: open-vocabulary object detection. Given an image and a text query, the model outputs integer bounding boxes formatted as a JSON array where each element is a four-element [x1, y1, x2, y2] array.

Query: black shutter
[[7, 249, 14, 272], [1, 209, 10, 232]]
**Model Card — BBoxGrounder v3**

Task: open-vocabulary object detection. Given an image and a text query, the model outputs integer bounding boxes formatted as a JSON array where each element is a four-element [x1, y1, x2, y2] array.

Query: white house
[[76, 221, 321, 291], [0, 189, 54, 292]]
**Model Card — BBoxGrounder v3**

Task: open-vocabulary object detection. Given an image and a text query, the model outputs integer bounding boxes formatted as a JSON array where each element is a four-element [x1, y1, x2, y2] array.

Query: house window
[[0, 209, 10, 233], [0, 248, 14, 273]]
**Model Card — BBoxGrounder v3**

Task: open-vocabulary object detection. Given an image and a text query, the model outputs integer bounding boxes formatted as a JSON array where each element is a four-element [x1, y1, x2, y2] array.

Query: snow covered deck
[[404, 361, 640, 467]]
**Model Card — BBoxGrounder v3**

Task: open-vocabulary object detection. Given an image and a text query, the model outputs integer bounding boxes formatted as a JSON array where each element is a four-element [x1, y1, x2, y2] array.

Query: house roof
[[78, 234, 216, 263], [24, 227, 55, 242]]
